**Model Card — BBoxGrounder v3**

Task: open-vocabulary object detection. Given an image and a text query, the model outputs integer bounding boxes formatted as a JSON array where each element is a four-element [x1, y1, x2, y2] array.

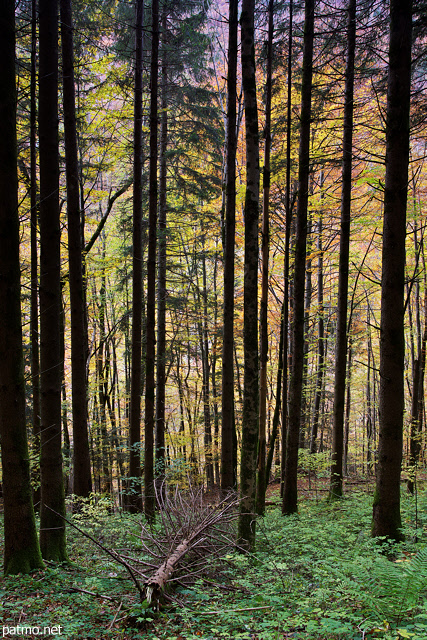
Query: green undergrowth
[[1, 488, 427, 639]]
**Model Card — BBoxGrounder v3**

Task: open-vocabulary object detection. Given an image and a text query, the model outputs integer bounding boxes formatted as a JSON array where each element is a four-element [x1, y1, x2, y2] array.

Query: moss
[[4, 546, 44, 576]]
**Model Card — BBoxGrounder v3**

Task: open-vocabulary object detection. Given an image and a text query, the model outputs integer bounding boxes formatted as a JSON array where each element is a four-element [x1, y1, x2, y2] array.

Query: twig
[[44, 506, 145, 601], [198, 605, 271, 616], [107, 602, 123, 630], [70, 586, 117, 602]]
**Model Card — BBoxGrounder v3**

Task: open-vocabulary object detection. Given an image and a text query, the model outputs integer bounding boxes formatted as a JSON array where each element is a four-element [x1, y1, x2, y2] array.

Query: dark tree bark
[[366, 313, 374, 474], [212, 248, 220, 485], [300, 214, 312, 449], [30, 0, 41, 508], [329, 0, 356, 499], [282, 0, 314, 516], [155, 9, 168, 486], [265, 304, 284, 483], [145, 0, 159, 522], [201, 239, 214, 488], [343, 338, 352, 475], [128, 0, 144, 513], [60, 0, 92, 500], [0, 0, 44, 576], [408, 291, 426, 494], [372, 0, 412, 541], [97, 262, 112, 495], [407, 243, 426, 494], [256, 0, 274, 516], [281, 0, 293, 497], [38, 0, 68, 561], [310, 214, 325, 454], [238, 0, 260, 550], [221, 0, 238, 493]]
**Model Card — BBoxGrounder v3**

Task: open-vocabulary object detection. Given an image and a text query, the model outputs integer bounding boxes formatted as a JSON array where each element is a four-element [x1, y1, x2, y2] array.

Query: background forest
[[1, 0, 427, 636]]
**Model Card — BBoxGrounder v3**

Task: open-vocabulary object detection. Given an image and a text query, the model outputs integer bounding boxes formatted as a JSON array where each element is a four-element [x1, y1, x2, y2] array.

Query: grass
[[1, 483, 427, 639]]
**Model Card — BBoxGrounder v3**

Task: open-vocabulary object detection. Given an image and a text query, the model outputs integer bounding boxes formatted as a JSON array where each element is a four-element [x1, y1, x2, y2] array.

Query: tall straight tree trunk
[[238, 0, 260, 550], [97, 263, 111, 495], [60, 0, 92, 500], [145, 0, 159, 522], [310, 215, 325, 453], [212, 248, 220, 485], [221, 0, 238, 493], [408, 279, 427, 494], [366, 314, 374, 473], [300, 214, 312, 449], [129, 0, 144, 513], [38, 0, 67, 561], [201, 240, 214, 487], [282, 0, 314, 516], [156, 8, 168, 483], [265, 305, 284, 482], [0, 0, 44, 576], [343, 338, 352, 475], [281, 0, 293, 497], [30, 0, 41, 508], [372, 0, 412, 541], [257, 0, 274, 516], [329, 0, 356, 499]]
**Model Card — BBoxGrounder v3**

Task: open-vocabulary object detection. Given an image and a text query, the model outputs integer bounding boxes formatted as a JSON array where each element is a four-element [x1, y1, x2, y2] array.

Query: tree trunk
[[282, 0, 314, 516], [128, 0, 144, 513], [329, 0, 356, 498], [281, 0, 294, 498], [256, 0, 274, 516], [145, 0, 159, 522], [60, 0, 92, 501], [30, 0, 41, 510], [408, 248, 427, 494], [300, 214, 312, 449], [265, 304, 284, 483], [39, 0, 67, 561], [0, 0, 44, 575], [310, 214, 325, 453], [201, 239, 214, 488], [238, 0, 260, 550], [221, 0, 238, 493], [343, 338, 352, 475], [155, 10, 168, 486], [372, 0, 412, 541], [212, 247, 220, 485]]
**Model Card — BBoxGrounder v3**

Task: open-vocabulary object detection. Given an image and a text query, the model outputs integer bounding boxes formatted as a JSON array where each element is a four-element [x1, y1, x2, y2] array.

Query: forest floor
[[1, 475, 427, 640]]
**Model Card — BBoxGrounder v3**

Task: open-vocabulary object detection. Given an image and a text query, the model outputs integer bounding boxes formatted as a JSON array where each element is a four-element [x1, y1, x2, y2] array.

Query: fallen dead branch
[[136, 483, 240, 606], [198, 605, 272, 616], [48, 486, 240, 608]]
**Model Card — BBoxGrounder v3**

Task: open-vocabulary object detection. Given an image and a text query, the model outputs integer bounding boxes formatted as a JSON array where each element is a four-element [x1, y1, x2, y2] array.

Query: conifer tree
[[38, 0, 67, 560], [0, 0, 44, 576], [372, 0, 412, 541], [282, 0, 315, 516], [238, 0, 260, 550]]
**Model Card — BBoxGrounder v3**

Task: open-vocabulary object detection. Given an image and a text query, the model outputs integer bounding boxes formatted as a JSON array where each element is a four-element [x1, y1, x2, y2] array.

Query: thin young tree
[[60, 0, 93, 501], [238, 0, 260, 550], [156, 6, 168, 488], [281, 0, 293, 496], [282, 0, 315, 516], [372, 0, 412, 541], [129, 0, 144, 513], [221, 0, 238, 493], [329, 0, 356, 499], [30, 0, 41, 507], [145, 0, 159, 522], [257, 0, 274, 516], [0, 0, 44, 576], [38, 0, 67, 560]]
